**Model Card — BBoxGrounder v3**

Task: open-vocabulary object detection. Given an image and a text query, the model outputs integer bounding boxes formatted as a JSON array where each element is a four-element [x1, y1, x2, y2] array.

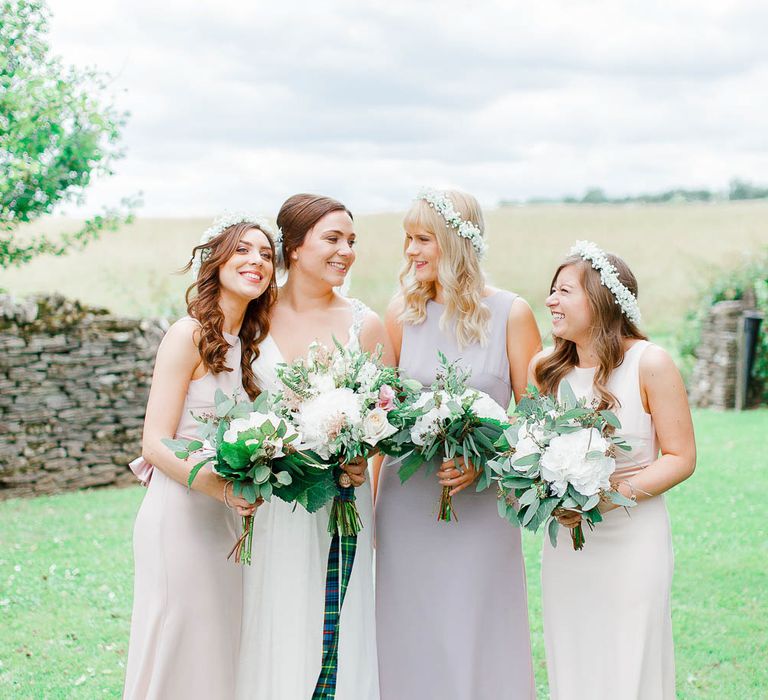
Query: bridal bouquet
[[163, 389, 335, 564], [275, 338, 419, 536], [491, 382, 636, 550], [394, 352, 510, 522]]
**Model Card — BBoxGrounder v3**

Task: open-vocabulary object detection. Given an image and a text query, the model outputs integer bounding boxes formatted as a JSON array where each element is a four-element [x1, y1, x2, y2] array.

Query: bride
[[236, 194, 392, 699]]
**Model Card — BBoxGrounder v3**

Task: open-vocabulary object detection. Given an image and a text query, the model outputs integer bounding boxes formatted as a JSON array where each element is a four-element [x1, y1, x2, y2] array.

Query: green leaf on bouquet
[[605, 489, 636, 507], [501, 474, 535, 489], [497, 496, 509, 519], [582, 494, 600, 511], [518, 488, 539, 506], [162, 437, 193, 457], [214, 389, 237, 417], [559, 380, 579, 410], [599, 410, 622, 429], [567, 485, 588, 507], [548, 517, 560, 548], [253, 465, 271, 484], [237, 480, 258, 503], [586, 450, 606, 460], [398, 452, 425, 483], [275, 470, 293, 486], [526, 497, 560, 532], [261, 480, 273, 500], [281, 466, 337, 512], [186, 455, 214, 488], [219, 440, 251, 469], [513, 453, 540, 468], [559, 408, 589, 422], [521, 499, 540, 527], [252, 391, 271, 412]]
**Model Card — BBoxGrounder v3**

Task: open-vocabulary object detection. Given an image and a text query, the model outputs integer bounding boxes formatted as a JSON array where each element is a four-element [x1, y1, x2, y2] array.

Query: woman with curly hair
[[374, 189, 541, 699], [123, 215, 278, 700]]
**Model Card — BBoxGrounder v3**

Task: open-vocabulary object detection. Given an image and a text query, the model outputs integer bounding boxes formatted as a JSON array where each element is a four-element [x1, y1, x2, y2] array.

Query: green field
[[2, 202, 767, 335], [1, 409, 766, 698]]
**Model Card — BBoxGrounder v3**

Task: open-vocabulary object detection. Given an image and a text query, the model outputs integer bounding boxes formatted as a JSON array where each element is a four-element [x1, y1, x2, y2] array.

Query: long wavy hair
[[534, 253, 647, 410], [182, 222, 278, 399], [398, 190, 490, 349]]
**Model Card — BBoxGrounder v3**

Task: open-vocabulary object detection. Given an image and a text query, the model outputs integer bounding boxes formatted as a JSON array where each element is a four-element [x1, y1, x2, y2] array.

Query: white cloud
[[43, 0, 768, 215]]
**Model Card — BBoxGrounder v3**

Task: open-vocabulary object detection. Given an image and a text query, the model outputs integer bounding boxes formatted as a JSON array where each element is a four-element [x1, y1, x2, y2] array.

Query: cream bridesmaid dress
[[123, 319, 243, 700], [542, 340, 676, 699]]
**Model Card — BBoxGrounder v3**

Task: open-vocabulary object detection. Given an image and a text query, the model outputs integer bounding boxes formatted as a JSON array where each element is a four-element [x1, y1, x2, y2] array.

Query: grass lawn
[[0, 409, 766, 698]]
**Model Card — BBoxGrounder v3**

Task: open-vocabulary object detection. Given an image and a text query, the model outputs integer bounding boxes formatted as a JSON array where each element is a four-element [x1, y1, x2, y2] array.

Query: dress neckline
[[572, 340, 648, 371], [428, 290, 503, 307]]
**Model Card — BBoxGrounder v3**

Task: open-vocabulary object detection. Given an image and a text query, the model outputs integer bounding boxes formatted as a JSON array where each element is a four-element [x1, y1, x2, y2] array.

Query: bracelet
[[622, 480, 638, 502], [223, 481, 234, 508]]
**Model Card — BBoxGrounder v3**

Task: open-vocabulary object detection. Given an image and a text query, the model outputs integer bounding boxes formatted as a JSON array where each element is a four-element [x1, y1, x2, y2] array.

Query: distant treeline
[[501, 179, 768, 206]]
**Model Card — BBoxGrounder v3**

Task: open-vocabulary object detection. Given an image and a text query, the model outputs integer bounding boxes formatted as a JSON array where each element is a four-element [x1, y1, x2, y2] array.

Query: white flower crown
[[570, 240, 642, 325], [416, 188, 488, 258], [191, 211, 283, 277]]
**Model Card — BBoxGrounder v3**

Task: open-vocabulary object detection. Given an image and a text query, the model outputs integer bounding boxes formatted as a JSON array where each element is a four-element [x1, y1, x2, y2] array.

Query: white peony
[[362, 407, 398, 446], [223, 411, 286, 443], [295, 387, 362, 459], [539, 428, 615, 497]]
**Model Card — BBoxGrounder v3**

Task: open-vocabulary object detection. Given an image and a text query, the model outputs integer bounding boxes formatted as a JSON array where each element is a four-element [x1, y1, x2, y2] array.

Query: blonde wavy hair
[[398, 190, 491, 348]]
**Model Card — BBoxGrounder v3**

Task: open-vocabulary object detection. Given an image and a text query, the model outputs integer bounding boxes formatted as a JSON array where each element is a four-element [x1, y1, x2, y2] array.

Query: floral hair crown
[[570, 240, 642, 325], [191, 211, 282, 277], [416, 188, 488, 258]]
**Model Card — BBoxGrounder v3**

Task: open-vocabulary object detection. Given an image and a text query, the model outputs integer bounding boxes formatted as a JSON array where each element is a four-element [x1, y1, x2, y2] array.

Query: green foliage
[[679, 248, 768, 404], [0, 0, 139, 268]]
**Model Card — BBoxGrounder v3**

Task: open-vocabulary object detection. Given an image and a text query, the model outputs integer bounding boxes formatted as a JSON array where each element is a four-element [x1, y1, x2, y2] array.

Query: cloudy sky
[[47, 0, 768, 216]]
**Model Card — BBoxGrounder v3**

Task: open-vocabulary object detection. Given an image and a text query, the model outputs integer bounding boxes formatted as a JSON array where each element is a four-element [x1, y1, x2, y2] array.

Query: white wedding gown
[[236, 300, 380, 700]]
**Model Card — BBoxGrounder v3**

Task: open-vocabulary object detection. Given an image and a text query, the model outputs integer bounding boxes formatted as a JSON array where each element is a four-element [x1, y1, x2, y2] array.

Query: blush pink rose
[[377, 384, 396, 411]]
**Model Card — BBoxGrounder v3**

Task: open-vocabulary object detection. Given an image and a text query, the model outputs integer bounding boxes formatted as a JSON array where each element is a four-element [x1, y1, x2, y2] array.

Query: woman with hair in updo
[[532, 244, 695, 699], [237, 194, 391, 700], [374, 189, 541, 699], [123, 216, 279, 700]]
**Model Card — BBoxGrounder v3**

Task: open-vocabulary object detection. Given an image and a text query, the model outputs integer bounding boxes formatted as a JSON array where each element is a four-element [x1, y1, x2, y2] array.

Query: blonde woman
[[533, 244, 695, 699], [374, 190, 541, 699]]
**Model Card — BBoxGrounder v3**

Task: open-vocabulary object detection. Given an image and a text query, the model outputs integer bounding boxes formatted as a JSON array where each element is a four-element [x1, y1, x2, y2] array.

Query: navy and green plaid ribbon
[[312, 487, 358, 699]]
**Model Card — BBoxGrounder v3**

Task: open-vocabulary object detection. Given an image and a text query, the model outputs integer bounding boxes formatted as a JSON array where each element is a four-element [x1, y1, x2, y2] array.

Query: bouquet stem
[[329, 481, 363, 537], [228, 514, 254, 565], [570, 523, 585, 551], [437, 485, 458, 522]]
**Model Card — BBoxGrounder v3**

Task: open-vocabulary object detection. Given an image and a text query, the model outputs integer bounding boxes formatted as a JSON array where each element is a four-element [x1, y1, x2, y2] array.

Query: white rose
[[362, 407, 398, 446], [540, 428, 615, 497], [511, 424, 542, 472]]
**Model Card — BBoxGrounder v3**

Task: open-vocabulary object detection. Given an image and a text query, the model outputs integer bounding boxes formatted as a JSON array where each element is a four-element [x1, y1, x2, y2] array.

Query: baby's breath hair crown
[[570, 240, 642, 325], [416, 188, 488, 258], [191, 211, 282, 277]]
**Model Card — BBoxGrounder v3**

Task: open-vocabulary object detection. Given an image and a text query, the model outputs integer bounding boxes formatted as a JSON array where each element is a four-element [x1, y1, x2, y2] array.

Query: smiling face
[[218, 227, 274, 301], [291, 209, 356, 286], [404, 225, 440, 284], [545, 263, 593, 343]]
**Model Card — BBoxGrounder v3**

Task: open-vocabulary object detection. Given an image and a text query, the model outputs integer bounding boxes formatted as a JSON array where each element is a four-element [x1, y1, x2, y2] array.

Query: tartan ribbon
[[312, 487, 358, 699]]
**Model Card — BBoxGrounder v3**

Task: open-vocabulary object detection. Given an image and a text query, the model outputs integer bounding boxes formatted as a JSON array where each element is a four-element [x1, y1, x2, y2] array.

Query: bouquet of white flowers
[[163, 389, 335, 564], [491, 382, 636, 550], [275, 338, 420, 536], [394, 352, 511, 522]]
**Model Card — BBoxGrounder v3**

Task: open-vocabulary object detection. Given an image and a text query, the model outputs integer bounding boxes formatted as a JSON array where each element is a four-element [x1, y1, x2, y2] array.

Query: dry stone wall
[[0, 294, 166, 499], [688, 299, 749, 409]]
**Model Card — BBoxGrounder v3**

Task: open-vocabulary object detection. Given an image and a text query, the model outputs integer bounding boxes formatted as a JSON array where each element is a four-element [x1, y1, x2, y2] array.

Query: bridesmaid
[[237, 194, 391, 699], [375, 189, 541, 699], [532, 243, 696, 699], [123, 215, 278, 700]]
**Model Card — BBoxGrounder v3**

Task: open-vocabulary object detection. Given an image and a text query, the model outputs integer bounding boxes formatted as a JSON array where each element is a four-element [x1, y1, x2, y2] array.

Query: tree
[[0, 0, 138, 268]]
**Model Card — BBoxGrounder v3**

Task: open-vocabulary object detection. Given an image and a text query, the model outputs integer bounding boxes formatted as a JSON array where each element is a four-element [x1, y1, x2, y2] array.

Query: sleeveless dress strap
[[346, 298, 369, 349]]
